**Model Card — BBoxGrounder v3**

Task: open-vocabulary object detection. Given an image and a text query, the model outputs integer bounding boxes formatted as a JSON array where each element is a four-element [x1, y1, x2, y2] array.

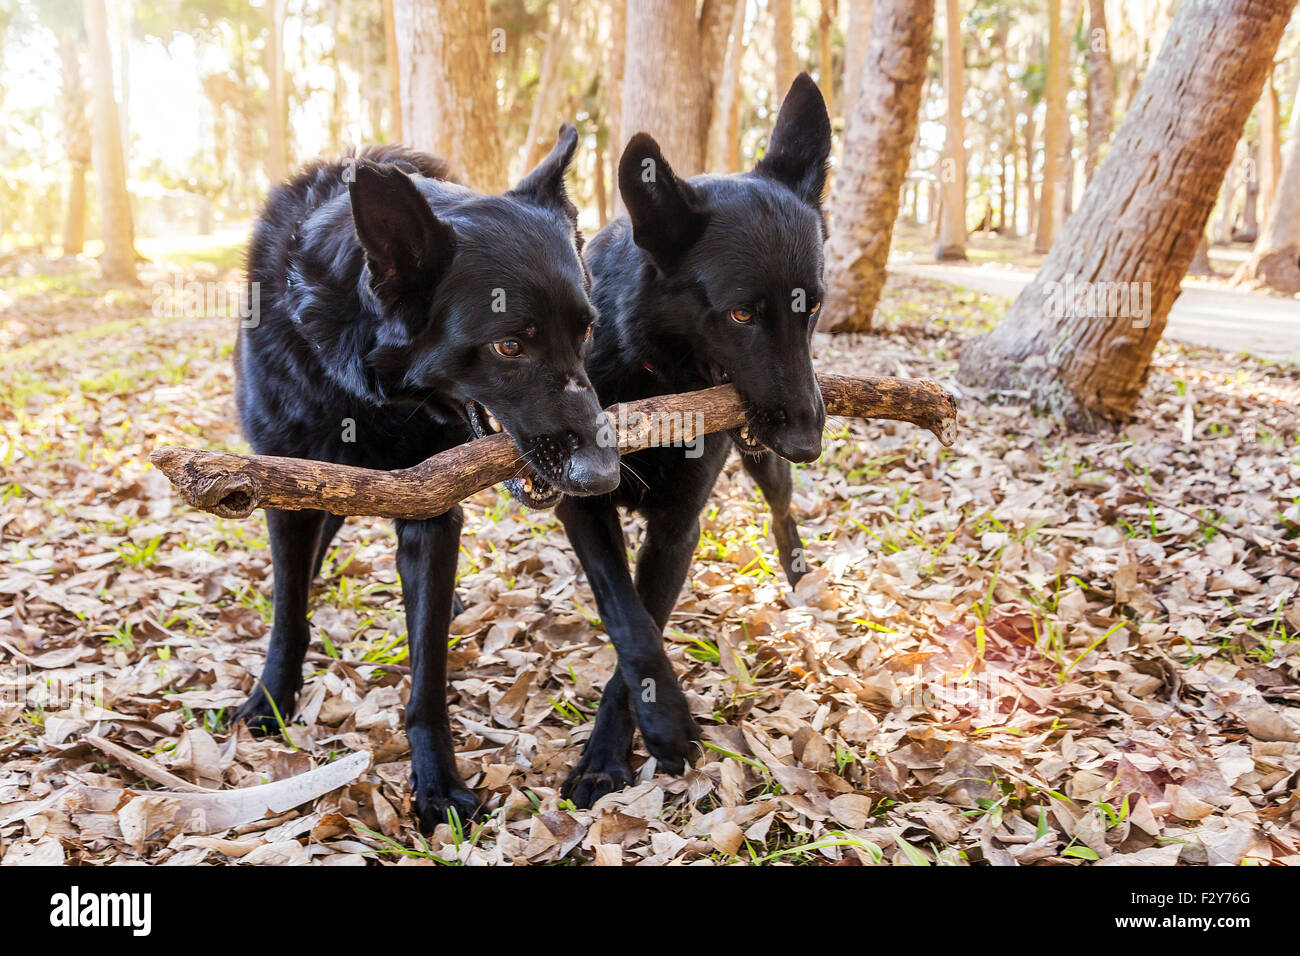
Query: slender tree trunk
[[84, 0, 135, 281], [1035, 0, 1067, 252], [265, 0, 288, 183], [606, 0, 626, 215], [1187, 233, 1216, 276], [1085, 0, 1113, 180], [1024, 106, 1037, 237], [1237, 141, 1261, 241], [523, 0, 574, 169], [393, 0, 505, 192], [934, 0, 966, 260], [1233, 90, 1300, 293], [823, 0, 936, 331], [773, 0, 797, 101], [1215, 143, 1240, 244], [958, 0, 1296, 429], [594, 131, 609, 227], [58, 31, 90, 257], [1257, 68, 1282, 226], [842, 0, 874, 121], [383, 0, 402, 141], [708, 0, 748, 172], [818, 0, 835, 117]]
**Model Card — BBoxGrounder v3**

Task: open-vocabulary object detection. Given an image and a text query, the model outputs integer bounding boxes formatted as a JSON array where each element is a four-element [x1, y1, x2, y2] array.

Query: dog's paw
[[630, 674, 699, 775], [413, 778, 484, 834], [561, 750, 634, 809], [233, 687, 296, 736]]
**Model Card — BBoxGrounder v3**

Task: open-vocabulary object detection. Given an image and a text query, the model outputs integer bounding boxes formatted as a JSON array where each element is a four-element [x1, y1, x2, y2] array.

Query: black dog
[[558, 74, 831, 807], [235, 126, 620, 830]]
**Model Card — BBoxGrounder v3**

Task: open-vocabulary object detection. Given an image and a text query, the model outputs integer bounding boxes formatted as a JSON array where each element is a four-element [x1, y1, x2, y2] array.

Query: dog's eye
[[809, 302, 821, 315], [583, 324, 594, 342], [729, 309, 754, 325], [492, 340, 522, 357]]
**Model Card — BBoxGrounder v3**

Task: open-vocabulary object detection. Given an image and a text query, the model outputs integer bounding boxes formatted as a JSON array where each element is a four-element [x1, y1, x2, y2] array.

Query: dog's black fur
[[557, 74, 831, 807], [235, 126, 620, 830]]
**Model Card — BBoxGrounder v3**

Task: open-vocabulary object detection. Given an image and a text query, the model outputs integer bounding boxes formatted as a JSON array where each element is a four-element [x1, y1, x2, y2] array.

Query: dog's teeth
[[487, 412, 501, 432]]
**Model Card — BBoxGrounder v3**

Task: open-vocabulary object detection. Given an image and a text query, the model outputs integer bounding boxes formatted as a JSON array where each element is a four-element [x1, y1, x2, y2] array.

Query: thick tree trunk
[[265, 0, 288, 183], [773, 0, 797, 101], [394, 0, 505, 192], [958, 0, 1296, 429], [1233, 90, 1300, 293], [153, 375, 958, 520], [1084, 0, 1113, 181], [383, 0, 402, 142], [1035, 0, 1068, 253], [58, 31, 90, 257], [842, 0, 874, 121], [934, 0, 966, 261], [523, 0, 574, 169], [84, 0, 135, 281], [822, 0, 935, 331]]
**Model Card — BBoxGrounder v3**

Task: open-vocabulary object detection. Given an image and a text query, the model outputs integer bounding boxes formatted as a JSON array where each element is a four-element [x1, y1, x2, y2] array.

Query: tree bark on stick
[[822, 0, 936, 331], [152, 375, 958, 521], [958, 0, 1297, 429]]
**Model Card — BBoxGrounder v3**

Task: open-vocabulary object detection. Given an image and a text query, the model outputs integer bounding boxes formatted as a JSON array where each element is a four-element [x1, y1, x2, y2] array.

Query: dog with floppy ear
[[235, 125, 620, 831], [557, 74, 833, 808]]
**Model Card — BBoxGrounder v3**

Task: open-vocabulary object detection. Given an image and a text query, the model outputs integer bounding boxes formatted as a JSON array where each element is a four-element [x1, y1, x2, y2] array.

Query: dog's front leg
[[557, 497, 698, 807], [395, 508, 480, 832]]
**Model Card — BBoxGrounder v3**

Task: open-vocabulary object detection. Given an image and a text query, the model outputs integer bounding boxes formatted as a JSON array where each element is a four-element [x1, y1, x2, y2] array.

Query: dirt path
[[891, 261, 1300, 364]]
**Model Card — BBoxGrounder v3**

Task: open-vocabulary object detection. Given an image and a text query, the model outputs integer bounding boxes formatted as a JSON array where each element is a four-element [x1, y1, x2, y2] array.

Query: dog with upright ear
[[511, 123, 581, 220], [617, 132, 709, 271], [753, 72, 832, 208], [348, 162, 457, 302]]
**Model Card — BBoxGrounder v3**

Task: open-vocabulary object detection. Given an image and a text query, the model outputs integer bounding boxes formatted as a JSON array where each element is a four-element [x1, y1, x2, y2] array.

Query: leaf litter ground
[[1, 256, 1298, 866]]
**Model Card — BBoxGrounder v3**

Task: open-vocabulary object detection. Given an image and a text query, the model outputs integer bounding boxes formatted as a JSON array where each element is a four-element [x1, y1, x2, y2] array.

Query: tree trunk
[[383, 0, 402, 141], [1232, 88, 1300, 293], [707, 0, 748, 172], [1257, 68, 1282, 226], [58, 31, 90, 257], [773, 0, 797, 102], [1035, 0, 1068, 253], [393, 0, 505, 192], [265, 0, 288, 183], [934, 0, 966, 260], [84, 0, 135, 281], [842, 0, 874, 122], [1024, 106, 1037, 237], [958, 0, 1296, 429], [1187, 233, 1216, 276], [1215, 143, 1240, 244], [1236, 141, 1261, 242], [606, 0, 626, 214], [1084, 0, 1113, 180], [818, 0, 835, 118], [620, 0, 734, 194], [822, 0, 935, 331], [523, 0, 575, 169]]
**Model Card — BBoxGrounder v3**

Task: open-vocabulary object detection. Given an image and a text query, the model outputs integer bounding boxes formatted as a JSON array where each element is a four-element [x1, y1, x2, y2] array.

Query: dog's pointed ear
[[348, 161, 455, 297], [754, 72, 831, 207], [618, 132, 707, 270], [512, 123, 580, 215]]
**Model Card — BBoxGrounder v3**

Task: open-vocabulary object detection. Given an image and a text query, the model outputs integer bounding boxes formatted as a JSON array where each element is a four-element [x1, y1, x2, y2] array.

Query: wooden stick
[[150, 374, 957, 521]]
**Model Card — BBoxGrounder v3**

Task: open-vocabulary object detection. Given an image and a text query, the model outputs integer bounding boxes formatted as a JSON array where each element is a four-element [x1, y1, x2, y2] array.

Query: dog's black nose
[[564, 443, 621, 495], [773, 431, 823, 464]]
